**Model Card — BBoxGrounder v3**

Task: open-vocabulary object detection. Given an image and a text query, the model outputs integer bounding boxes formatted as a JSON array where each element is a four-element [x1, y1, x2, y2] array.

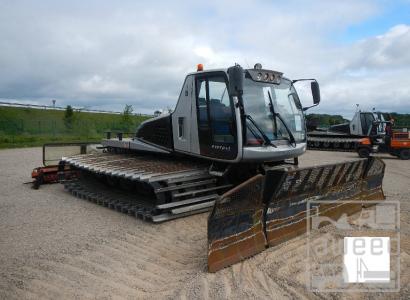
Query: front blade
[[207, 175, 267, 272], [207, 157, 385, 272], [264, 157, 385, 247]]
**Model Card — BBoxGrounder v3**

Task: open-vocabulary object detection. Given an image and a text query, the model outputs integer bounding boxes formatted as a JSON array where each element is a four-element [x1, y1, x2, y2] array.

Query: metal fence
[[0, 119, 137, 136], [0, 101, 153, 117]]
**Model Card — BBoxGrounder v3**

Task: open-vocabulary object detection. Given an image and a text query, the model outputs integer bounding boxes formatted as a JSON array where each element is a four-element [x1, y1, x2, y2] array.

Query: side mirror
[[311, 81, 320, 104], [228, 65, 244, 97], [293, 78, 321, 111]]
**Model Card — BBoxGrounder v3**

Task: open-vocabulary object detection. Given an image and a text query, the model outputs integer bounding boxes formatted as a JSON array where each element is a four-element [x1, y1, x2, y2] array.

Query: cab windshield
[[242, 76, 305, 145]]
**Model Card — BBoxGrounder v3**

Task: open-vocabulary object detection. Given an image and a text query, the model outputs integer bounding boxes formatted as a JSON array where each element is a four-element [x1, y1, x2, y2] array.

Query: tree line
[[64, 104, 136, 132]]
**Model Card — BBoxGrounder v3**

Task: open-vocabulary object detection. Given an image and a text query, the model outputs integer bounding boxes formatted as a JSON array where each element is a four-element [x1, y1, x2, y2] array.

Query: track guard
[[207, 157, 385, 272]]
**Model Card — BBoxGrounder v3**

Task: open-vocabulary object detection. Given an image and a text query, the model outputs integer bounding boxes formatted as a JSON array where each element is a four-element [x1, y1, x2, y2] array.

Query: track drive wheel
[[399, 149, 410, 160], [358, 147, 370, 158]]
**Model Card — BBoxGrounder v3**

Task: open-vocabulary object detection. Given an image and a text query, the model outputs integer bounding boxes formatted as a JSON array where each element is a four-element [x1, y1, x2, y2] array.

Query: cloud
[[313, 24, 410, 117], [0, 0, 408, 116], [340, 24, 410, 71]]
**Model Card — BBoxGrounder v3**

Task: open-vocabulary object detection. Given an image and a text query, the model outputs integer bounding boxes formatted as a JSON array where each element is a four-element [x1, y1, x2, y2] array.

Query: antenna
[[244, 58, 250, 68]]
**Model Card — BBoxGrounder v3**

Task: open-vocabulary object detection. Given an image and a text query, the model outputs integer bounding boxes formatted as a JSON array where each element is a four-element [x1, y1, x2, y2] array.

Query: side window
[[178, 117, 184, 139], [208, 78, 235, 144], [208, 80, 229, 107], [197, 79, 208, 128]]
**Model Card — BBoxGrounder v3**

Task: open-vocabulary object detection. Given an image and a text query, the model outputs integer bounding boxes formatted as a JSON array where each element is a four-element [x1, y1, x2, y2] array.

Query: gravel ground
[[0, 147, 409, 299]]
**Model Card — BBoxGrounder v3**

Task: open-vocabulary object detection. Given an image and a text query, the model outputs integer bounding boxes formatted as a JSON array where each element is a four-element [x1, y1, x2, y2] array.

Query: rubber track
[[64, 178, 216, 222], [307, 145, 356, 152], [307, 136, 362, 152], [60, 152, 232, 222]]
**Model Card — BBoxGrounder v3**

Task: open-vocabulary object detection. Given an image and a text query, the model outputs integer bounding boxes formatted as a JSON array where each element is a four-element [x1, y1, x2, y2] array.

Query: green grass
[[0, 106, 150, 149]]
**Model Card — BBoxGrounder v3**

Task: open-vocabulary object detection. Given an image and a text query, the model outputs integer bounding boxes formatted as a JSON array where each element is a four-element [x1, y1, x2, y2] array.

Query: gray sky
[[0, 0, 409, 117]]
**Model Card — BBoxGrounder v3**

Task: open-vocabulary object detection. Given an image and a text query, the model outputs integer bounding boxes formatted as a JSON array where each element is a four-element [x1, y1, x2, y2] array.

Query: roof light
[[254, 63, 262, 69], [197, 64, 204, 71], [247, 68, 283, 84]]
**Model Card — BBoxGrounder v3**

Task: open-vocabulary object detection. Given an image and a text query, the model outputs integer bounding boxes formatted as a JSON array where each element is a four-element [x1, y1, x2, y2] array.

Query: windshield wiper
[[276, 113, 297, 147], [245, 114, 277, 147], [267, 91, 296, 148], [266, 91, 278, 138]]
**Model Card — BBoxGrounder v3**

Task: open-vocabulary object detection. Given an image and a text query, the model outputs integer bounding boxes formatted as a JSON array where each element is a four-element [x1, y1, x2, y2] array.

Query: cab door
[[195, 73, 238, 160]]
